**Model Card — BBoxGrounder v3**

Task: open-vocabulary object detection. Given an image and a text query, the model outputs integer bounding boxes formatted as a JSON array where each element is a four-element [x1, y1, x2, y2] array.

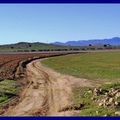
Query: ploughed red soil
[[0, 52, 71, 80]]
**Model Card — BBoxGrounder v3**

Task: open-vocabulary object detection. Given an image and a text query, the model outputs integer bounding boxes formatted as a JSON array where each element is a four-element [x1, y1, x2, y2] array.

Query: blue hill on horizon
[[51, 37, 120, 46]]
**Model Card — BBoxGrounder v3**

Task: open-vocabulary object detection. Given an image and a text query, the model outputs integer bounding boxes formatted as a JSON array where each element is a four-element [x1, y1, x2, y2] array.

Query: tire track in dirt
[[3, 59, 93, 116]]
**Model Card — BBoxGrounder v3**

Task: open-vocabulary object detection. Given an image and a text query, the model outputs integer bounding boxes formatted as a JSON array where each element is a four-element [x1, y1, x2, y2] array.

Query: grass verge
[[42, 52, 120, 81], [0, 80, 20, 106]]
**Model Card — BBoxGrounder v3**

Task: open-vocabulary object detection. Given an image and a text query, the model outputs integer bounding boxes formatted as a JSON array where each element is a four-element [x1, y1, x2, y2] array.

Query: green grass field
[[42, 51, 120, 81], [41, 51, 120, 116], [0, 80, 20, 106]]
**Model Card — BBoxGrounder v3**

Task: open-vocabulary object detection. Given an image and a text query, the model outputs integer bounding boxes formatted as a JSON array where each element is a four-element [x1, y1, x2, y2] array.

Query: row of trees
[[12, 44, 120, 52]]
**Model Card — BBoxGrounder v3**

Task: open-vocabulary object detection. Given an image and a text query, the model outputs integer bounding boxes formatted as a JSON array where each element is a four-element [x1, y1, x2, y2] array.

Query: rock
[[105, 92, 108, 95], [115, 92, 120, 99], [115, 111, 120, 116], [115, 101, 118, 106], [99, 102, 103, 106], [103, 99, 106, 104], [109, 98, 114, 103], [103, 97, 109, 104], [93, 88, 100, 96], [111, 90, 119, 96], [98, 97, 116, 107]]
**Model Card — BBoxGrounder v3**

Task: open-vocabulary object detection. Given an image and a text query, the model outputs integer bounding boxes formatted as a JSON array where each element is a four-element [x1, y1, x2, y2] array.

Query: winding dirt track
[[4, 59, 93, 116]]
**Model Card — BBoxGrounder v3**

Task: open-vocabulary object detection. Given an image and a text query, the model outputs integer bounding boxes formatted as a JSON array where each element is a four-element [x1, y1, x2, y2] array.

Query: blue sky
[[0, 4, 120, 45]]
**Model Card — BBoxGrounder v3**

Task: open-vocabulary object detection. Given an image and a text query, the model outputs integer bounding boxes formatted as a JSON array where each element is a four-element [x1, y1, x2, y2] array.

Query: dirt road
[[4, 59, 93, 116]]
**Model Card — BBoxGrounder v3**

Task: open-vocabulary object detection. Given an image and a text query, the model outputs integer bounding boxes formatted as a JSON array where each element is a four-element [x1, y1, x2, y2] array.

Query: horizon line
[[0, 36, 120, 45]]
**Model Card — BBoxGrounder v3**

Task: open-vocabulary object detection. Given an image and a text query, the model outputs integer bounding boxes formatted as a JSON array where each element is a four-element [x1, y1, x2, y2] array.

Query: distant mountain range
[[0, 37, 120, 52], [51, 37, 120, 46]]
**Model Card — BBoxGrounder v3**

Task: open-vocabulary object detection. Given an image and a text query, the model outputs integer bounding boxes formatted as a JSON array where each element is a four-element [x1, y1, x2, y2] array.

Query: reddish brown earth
[[0, 52, 70, 80]]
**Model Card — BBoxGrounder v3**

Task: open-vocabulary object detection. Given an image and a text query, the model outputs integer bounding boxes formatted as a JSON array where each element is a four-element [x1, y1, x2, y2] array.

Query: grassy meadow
[[42, 51, 120, 116], [42, 51, 120, 81]]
